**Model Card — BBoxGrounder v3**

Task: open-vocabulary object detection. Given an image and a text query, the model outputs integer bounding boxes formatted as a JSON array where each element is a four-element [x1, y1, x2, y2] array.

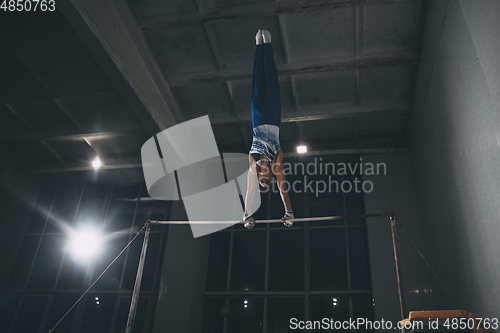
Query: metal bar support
[[125, 222, 152, 333], [126, 211, 405, 331]]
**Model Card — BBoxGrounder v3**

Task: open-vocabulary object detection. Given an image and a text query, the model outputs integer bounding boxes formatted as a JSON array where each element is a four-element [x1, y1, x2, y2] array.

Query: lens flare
[[297, 146, 307, 154], [92, 157, 101, 169], [67, 226, 103, 261]]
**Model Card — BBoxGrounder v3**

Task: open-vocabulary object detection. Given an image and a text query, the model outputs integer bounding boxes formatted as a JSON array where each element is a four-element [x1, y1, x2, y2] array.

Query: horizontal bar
[[149, 212, 392, 225], [213, 223, 370, 233]]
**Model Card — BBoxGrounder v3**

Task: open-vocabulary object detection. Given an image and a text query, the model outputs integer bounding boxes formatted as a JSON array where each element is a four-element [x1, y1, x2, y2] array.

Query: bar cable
[[48, 224, 147, 333]]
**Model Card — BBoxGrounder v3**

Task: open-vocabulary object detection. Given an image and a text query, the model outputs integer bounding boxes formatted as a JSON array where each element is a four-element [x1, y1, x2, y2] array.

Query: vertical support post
[[125, 223, 151, 333], [390, 215, 406, 319]]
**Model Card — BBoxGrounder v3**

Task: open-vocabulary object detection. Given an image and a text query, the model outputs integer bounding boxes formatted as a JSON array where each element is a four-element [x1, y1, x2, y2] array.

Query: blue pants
[[251, 43, 281, 128]]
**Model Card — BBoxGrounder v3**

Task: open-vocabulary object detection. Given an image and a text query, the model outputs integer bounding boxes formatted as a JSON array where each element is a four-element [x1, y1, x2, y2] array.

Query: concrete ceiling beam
[[0, 82, 115, 104], [140, 0, 410, 31], [23, 146, 408, 174], [209, 101, 411, 124], [58, 0, 184, 134], [0, 123, 145, 143], [167, 55, 418, 87]]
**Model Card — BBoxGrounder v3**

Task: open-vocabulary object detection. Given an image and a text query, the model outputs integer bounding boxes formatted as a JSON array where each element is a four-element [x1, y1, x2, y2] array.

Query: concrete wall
[[363, 153, 433, 327], [408, 0, 500, 318]]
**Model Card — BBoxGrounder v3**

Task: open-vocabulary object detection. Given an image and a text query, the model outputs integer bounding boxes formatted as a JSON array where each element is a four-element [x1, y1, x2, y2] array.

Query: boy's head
[[257, 154, 272, 188]]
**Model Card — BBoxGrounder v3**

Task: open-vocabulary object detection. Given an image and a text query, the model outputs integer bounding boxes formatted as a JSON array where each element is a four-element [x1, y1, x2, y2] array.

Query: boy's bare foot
[[262, 29, 271, 44], [255, 29, 263, 45]]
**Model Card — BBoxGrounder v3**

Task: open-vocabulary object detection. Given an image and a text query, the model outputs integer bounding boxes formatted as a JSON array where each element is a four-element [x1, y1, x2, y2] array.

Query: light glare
[[68, 226, 103, 261], [297, 146, 307, 154], [92, 157, 101, 169]]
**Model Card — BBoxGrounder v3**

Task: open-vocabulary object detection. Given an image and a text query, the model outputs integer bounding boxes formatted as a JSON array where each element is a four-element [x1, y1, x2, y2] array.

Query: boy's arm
[[272, 151, 293, 215], [244, 154, 259, 217]]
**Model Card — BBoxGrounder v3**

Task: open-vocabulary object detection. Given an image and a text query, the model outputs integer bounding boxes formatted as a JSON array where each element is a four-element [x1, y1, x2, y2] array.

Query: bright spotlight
[[92, 157, 101, 169], [67, 226, 103, 261], [244, 300, 248, 304], [297, 145, 307, 154]]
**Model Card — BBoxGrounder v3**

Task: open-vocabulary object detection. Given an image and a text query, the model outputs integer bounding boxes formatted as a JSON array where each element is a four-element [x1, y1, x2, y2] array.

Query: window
[[202, 157, 374, 332], [2, 182, 169, 333]]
